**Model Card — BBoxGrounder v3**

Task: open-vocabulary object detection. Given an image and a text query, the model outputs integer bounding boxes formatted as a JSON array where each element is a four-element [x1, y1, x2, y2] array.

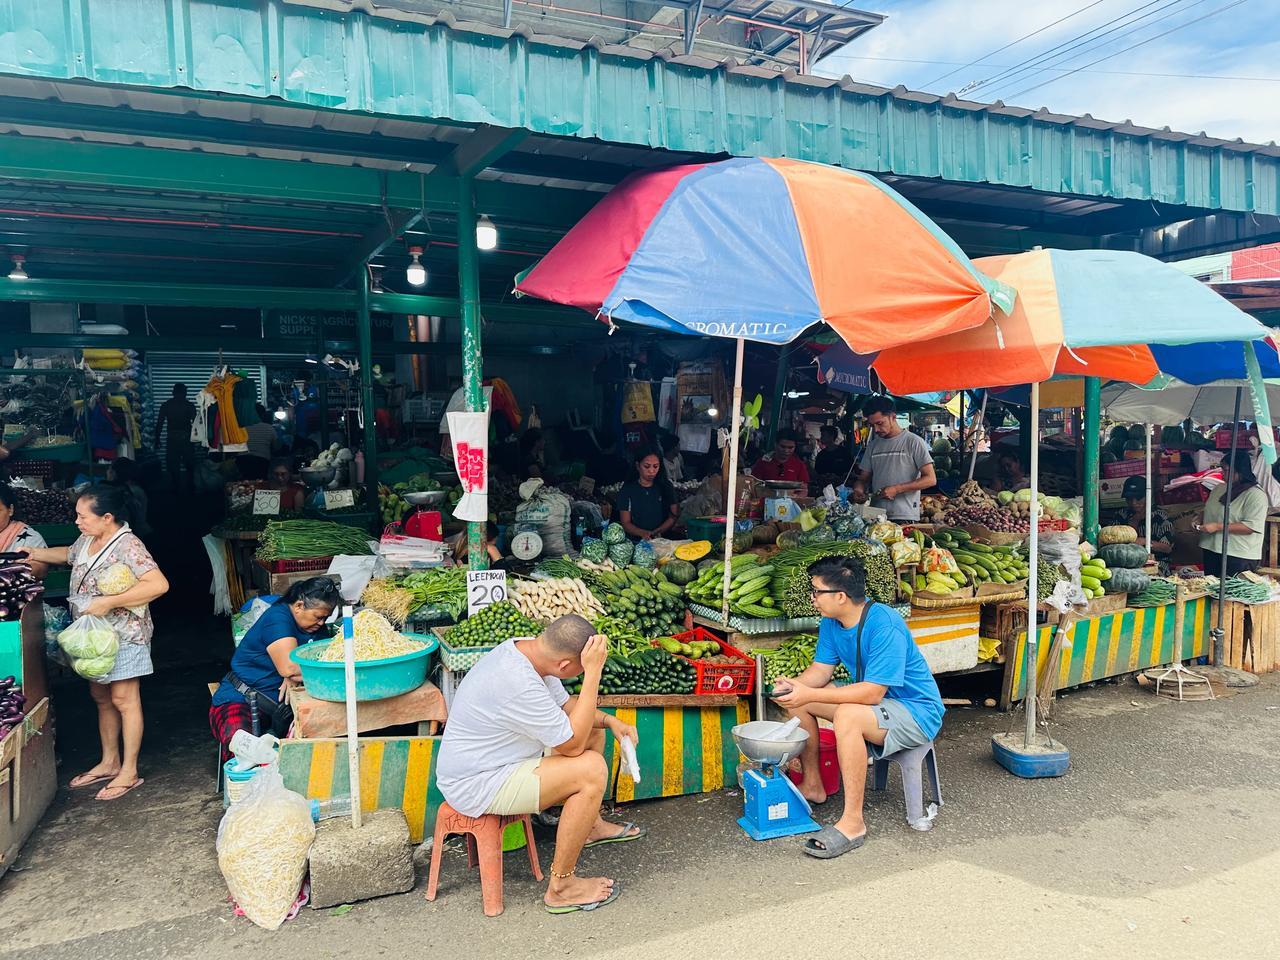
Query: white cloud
[[817, 0, 1280, 143]]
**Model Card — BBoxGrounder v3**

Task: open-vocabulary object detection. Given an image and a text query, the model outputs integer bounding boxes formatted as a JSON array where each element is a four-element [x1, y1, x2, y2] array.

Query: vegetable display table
[[0, 604, 54, 879], [1002, 596, 1211, 707], [285, 681, 447, 738], [278, 696, 749, 843]]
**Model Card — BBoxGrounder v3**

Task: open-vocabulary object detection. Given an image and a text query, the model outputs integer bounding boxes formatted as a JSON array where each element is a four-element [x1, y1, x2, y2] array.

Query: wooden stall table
[[279, 692, 748, 844], [286, 680, 447, 738], [1210, 597, 1280, 674], [1001, 596, 1212, 707]]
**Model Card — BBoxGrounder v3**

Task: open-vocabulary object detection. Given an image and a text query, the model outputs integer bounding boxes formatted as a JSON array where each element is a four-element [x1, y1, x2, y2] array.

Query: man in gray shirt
[[852, 396, 935, 522]]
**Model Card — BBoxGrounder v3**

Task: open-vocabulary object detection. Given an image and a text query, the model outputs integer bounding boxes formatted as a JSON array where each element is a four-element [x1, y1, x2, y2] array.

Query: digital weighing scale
[[731, 720, 820, 841]]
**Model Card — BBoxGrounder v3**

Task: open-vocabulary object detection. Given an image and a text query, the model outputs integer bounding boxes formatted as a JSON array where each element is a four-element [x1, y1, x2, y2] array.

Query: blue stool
[[871, 741, 943, 832]]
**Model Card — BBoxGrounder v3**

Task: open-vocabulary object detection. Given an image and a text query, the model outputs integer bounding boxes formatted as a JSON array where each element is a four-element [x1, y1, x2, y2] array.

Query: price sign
[[578, 475, 596, 496], [252, 490, 281, 515], [467, 569, 508, 617], [323, 489, 356, 510]]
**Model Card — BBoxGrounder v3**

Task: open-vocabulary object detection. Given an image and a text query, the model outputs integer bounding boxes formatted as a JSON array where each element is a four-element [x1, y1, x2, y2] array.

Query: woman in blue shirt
[[209, 577, 340, 745]]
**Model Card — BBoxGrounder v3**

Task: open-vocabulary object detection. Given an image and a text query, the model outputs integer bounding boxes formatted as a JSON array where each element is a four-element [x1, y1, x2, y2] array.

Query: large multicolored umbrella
[[515, 157, 1015, 349], [871, 249, 1280, 393]]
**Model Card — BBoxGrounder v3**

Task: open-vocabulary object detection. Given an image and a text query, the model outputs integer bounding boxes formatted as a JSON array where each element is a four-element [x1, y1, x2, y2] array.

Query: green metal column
[[458, 177, 488, 571], [357, 266, 380, 518], [1083, 376, 1102, 546]]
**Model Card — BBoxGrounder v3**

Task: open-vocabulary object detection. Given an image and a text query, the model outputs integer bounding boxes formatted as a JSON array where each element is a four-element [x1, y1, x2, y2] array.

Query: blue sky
[[815, 0, 1280, 143]]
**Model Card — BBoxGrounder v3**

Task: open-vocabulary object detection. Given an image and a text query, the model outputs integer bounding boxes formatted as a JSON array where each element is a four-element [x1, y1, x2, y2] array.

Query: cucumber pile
[[562, 649, 695, 696], [1079, 555, 1112, 599], [684, 554, 777, 618], [590, 565, 687, 637], [931, 528, 1031, 585]]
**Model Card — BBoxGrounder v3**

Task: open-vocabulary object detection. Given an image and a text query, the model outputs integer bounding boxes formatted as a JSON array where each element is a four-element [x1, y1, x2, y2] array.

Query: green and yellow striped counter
[[1004, 597, 1210, 705], [277, 698, 751, 843]]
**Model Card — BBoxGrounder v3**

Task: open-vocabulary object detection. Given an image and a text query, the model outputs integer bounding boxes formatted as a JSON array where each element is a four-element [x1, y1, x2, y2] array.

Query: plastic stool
[[871, 741, 943, 832], [425, 802, 544, 917]]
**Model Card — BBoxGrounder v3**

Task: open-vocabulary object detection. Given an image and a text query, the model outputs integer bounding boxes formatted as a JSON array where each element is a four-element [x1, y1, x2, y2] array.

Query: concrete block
[[309, 809, 414, 909]]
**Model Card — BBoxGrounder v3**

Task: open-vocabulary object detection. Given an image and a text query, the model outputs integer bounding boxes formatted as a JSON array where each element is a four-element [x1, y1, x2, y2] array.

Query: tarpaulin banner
[[446, 410, 489, 522]]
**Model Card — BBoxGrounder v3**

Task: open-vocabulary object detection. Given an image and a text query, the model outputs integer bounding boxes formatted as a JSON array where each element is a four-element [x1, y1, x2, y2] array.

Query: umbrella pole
[[1145, 423, 1153, 555], [1213, 388, 1243, 662], [721, 337, 746, 625], [1024, 381, 1041, 749], [968, 391, 988, 482]]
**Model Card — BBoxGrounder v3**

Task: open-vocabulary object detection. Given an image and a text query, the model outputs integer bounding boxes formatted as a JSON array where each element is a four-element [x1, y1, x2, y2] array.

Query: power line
[[961, 0, 1186, 96], [1004, 0, 1255, 100], [980, 0, 1220, 99], [918, 0, 1110, 89], [826, 53, 1280, 84]]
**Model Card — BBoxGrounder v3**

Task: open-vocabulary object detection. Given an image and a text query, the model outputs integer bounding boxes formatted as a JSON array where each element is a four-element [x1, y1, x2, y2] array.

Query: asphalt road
[[2, 667, 1278, 960]]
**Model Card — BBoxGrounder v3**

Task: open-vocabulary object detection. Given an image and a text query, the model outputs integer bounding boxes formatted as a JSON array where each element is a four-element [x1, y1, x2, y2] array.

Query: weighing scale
[[731, 720, 820, 841], [400, 491, 445, 541]]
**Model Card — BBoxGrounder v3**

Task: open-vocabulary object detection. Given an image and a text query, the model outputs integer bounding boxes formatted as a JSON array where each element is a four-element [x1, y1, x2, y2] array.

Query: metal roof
[[1, 1, 1276, 218]]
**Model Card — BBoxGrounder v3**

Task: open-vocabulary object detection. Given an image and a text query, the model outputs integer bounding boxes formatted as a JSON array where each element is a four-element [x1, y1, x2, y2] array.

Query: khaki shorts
[[485, 757, 544, 816]]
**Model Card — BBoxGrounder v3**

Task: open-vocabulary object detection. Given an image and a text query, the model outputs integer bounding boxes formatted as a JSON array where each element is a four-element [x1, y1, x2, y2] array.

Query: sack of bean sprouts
[[217, 762, 315, 931]]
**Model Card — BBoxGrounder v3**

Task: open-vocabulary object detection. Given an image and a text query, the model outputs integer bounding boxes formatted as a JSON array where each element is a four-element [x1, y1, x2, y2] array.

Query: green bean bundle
[[256, 519, 374, 560]]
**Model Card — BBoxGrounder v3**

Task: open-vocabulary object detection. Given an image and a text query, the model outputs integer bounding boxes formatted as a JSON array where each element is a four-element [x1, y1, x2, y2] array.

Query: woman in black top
[[616, 450, 678, 541]]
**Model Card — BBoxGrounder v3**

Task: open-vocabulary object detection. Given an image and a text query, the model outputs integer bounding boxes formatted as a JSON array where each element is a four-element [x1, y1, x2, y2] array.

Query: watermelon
[[664, 558, 697, 585], [632, 540, 656, 569], [580, 537, 607, 564], [603, 522, 627, 545], [608, 540, 634, 565]]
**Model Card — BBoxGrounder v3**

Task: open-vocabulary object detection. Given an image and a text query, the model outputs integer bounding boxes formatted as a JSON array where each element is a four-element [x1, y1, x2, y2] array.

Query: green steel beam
[[1083, 377, 1102, 547], [440, 126, 530, 178], [0, 332, 457, 355], [0, 136, 600, 229], [332, 205, 423, 288], [458, 177, 487, 571], [0, 278, 594, 327], [357, 266, 380, 515], [1, 2, 1275, 215]]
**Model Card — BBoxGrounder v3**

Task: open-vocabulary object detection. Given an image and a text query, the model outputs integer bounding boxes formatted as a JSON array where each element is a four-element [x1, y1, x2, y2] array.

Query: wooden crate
[[1267, 517, 1280, 571], [1210, 599, 1280, 674]]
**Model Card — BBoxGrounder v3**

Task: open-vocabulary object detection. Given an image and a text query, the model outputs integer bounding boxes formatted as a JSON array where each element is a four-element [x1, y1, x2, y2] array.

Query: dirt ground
[[2, 659, 1278, 960]]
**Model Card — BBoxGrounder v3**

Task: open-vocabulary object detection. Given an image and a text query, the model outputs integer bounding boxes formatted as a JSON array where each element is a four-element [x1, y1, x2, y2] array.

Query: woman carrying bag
[[23, 485, 170, 801]]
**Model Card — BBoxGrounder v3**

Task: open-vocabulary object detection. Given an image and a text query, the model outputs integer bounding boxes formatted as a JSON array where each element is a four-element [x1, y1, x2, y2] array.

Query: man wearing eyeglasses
[[771, 556, 943, 859]]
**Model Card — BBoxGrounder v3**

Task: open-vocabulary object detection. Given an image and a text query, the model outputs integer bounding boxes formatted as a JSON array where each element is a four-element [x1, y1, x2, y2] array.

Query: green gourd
[[1097, 542, 1149, 569], [1105, 567, 1151, 594]]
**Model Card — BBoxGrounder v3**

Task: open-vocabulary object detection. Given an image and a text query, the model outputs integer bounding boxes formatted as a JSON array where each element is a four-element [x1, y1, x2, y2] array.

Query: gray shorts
[[867, 698, 930, 759]]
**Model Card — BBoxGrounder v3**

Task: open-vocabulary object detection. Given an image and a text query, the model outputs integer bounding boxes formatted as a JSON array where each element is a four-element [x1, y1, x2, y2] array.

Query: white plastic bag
[[216, 762, 315, 931], [57, 614, 120, 680], [1038, 530, 1082, 586]]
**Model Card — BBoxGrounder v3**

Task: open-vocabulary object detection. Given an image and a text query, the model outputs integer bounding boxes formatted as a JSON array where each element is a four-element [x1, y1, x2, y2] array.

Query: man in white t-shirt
[[436, 614, 642, 914]]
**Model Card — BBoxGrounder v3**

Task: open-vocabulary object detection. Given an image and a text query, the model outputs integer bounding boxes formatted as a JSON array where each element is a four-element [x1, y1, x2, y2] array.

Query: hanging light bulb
[[406, 246, 427, 287], [475, 215, 498, 252], [7, 255, 27, 281]]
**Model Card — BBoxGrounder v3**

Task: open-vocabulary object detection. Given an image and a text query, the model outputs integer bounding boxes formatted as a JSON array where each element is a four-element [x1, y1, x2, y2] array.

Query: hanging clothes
[[193, 370, 249, 453]]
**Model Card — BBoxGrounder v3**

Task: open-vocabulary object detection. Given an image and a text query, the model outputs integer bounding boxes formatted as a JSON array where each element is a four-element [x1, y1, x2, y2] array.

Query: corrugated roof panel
[[1, 1, 1277, 215]]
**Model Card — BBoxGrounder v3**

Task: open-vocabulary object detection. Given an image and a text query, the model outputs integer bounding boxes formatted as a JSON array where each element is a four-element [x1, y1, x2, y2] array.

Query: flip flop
[[94, 778, 144, 802], [69, 772, 118, 789], [583, 822, 647, 849], [802, 825, 866, 860], [544, 880, 623, 915]]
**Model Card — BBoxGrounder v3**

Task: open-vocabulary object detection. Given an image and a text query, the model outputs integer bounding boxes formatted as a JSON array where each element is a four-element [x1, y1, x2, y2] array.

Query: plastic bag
[[890, 539, 921, 566], [867, 521, 903, 545], [921, 546, 960, 575], [97, 562, 147, 616], [216, 762, 315, 931], [1038, 530, 1083, 586], [57, 614, 120, 679]]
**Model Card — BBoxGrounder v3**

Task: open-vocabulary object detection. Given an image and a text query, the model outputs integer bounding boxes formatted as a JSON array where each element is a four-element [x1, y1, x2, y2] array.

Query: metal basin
[[732, 720, 810, 766], [403, 490, 446, 506], [301, 465, 336, 487]]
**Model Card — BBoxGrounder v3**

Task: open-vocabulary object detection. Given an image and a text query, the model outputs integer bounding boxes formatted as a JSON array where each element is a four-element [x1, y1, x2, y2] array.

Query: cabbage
[[997, 490, 1014, 506], [1042, 496, 1063, 515], [58, 620, 119, 660], [73, 654, 115, 680], [1013, 489, 1033, 503]]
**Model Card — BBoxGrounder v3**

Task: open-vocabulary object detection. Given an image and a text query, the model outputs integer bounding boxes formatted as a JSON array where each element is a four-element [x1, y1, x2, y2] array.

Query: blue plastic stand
[[991, 732, 1070, 778], [738, 767, 820, 840]]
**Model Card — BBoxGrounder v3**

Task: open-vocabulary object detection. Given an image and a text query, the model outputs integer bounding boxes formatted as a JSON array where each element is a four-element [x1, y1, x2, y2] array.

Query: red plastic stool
[[425, 802, 544, 917]]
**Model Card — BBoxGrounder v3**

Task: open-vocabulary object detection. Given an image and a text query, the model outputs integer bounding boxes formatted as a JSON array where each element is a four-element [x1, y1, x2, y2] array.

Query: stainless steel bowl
[[732, 720, 810, 766], [301, 465, 336, 487], [403, 490, 446, 506]]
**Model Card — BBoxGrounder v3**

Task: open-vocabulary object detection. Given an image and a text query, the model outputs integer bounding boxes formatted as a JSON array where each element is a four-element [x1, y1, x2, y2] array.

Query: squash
[[674, 540, 712, 562], [1099, 525, 1138, 545], [664, 558, 697, 586], [776, 529, 803, 550], [1105, 567, 1151, 594], [1098, 542, 1148, 569], [752, 522, 780, 545]]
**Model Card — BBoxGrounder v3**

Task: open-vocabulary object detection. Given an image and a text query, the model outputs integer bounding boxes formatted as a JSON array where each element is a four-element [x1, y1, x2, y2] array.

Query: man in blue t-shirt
[[772, 556, 944, 858]]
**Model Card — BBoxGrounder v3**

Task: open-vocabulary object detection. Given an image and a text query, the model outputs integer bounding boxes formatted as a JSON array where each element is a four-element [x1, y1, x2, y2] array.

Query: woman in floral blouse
[[24, 485, 169, 801]]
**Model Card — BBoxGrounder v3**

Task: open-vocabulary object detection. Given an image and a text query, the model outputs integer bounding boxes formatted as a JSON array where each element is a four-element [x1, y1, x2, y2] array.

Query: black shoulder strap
[[853, 601, 876, 684]]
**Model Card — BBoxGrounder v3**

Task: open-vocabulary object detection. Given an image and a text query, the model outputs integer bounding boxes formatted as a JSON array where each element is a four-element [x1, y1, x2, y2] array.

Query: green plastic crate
[[10, 444, 85, 463]]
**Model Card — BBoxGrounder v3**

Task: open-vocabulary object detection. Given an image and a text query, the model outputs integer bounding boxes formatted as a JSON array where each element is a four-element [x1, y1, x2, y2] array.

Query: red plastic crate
[[657, 627, 756, 696], [255, 556, 333, 574]]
